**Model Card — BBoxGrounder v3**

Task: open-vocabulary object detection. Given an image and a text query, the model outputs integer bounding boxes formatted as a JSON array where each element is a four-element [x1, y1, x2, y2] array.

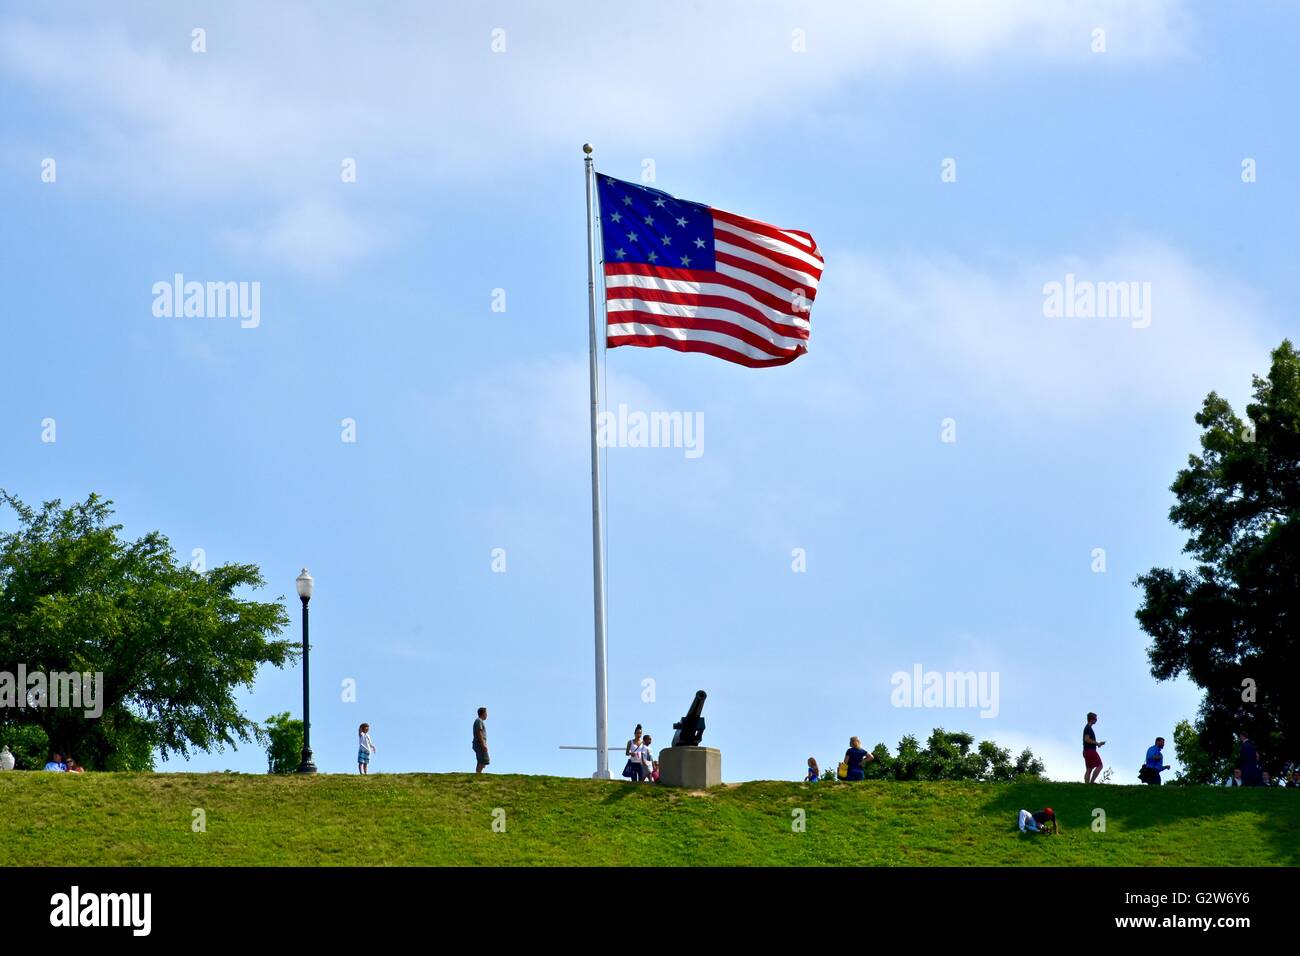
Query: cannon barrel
[[671, 690, 708, 747]]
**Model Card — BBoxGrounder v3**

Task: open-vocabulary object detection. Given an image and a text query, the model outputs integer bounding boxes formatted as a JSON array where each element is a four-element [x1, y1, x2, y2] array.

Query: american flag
[[596, 174, 822, 368]]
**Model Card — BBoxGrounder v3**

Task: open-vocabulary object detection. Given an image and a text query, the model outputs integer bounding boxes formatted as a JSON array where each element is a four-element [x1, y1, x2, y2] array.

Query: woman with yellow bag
[[838, 736, 875, 781]]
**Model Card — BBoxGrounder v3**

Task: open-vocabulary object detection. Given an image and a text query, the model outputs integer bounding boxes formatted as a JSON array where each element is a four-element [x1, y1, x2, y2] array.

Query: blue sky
[[1, 1, 1295, 781]]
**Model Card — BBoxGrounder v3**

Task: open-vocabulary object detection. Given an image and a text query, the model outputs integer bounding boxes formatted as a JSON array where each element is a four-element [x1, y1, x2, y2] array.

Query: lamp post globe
[[295, 568, 318, 774]]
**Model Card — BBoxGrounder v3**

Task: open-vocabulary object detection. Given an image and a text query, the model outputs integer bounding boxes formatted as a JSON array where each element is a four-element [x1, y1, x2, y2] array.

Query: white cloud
[[0, 1, 1193, 277], [824, 240, 1272, 419], [218, 199, 385, 276], [0, 2, 1191, 183]]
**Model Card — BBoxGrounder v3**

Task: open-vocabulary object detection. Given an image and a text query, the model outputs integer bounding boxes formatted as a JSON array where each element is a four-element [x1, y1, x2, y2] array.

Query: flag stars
[[597, 179, 718, 269]]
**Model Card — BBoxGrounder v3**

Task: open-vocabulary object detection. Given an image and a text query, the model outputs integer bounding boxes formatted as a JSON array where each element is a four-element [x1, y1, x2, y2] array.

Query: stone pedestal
[[657, 746, 722, 788]]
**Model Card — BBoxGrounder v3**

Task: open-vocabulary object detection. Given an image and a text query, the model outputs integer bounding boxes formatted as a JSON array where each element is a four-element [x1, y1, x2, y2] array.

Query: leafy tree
[[263, 712, 304, 774], [865, 742, 893, 779], [858, 728, 1043, 782], [1170, 717, 1230, 785], [0, 492, 294, 769], [1135, 341, 1300, 775], [2, 723, 51, 771], [922, 728, 985, 780], [890, 733, 923, 780]]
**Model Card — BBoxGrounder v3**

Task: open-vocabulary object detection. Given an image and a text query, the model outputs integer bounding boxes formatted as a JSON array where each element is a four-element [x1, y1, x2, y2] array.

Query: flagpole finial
[[582, 143, 593, 155]]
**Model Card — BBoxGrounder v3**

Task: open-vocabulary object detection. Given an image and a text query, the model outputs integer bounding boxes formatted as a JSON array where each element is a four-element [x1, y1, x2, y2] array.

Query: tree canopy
[[1135, 340, 1300, 774], [844, 728, 1044, 782], [0, 492, 294, 769]]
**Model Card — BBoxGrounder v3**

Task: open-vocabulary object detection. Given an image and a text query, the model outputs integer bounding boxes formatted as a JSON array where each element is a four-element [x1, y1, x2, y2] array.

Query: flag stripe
[[603, 297, 806, 348], [607, 326, 805, 368], [604, 263, 812, 323], [715, 253, 818, 302], [606, 281, 809, 338], [713, 222, 825, 276], [609, 313, 797, 359], [715, 238, 821, 290], [712, 207, 820, 256]]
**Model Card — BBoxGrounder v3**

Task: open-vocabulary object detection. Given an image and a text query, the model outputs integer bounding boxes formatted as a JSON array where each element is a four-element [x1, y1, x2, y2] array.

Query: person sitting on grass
[[1018, 808, 1057, 834], [65, 757, 85, 774], [843, 737, 875, 781], [805, 757, 820, 782], [43, 753, 68, 772]]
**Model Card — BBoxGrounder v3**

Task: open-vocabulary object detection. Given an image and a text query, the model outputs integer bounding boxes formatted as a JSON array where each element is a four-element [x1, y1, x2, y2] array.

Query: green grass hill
[[3, 772, 1296, 866]]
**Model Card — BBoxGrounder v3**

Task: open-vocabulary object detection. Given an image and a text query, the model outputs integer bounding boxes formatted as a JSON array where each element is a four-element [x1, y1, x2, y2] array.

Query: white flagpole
[[583, 143, 612, 780]]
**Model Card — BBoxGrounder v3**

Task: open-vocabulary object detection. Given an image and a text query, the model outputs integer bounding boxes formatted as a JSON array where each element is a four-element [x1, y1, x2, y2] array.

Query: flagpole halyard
[[583, 143, 612, 780]]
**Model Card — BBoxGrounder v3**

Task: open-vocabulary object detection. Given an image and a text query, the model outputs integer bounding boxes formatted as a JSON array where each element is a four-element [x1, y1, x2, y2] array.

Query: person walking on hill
[[642, 733, 658, 783], [473, 707, 490, 773], [623, 731, 645, 782], [1083, 712, 1105, 784], [1140, 736, 1169, 785]]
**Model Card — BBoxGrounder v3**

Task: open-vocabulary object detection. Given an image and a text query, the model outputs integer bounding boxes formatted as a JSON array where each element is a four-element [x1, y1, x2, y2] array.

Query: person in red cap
[[1018, 807, 1058, 834]]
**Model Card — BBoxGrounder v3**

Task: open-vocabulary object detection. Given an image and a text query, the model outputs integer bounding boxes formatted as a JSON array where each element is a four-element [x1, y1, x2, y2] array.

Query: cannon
[[670, 690, 707, 747]]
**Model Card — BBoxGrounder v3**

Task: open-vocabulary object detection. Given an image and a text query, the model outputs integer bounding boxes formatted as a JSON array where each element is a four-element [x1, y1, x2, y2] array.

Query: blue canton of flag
[[596, 176, 716, 271]]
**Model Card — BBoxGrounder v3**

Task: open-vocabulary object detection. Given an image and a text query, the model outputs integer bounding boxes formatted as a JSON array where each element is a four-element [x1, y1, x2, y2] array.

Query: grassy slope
[[2, 773, 1297, 866]]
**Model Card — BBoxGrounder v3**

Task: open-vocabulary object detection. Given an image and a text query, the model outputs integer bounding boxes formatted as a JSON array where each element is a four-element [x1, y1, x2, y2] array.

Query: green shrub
[[263, 712, 304, 774]]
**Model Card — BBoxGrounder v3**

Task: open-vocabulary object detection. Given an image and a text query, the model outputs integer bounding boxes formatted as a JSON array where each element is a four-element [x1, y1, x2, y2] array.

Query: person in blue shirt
[[1142, 737, 1170, 785], [42, 752, 68, 772], [805, 757, 820, 782], [842, 736, 875, 781]]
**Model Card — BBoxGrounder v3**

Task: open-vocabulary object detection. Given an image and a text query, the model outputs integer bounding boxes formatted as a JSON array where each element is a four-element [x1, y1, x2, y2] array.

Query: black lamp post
[[295, 568, 318, 774]]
